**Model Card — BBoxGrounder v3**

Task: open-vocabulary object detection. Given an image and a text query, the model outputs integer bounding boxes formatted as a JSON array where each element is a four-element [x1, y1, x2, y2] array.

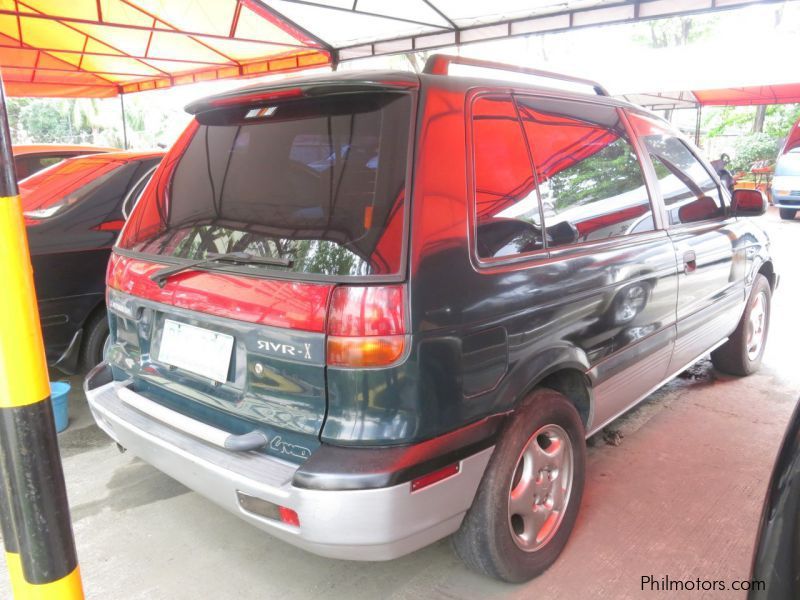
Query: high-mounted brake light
[[209, 87, 304, 108], [326, 286, 407, 368]]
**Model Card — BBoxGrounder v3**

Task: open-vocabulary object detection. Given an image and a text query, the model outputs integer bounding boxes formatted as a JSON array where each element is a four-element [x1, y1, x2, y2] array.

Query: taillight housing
[[326, 285, 407, 368]]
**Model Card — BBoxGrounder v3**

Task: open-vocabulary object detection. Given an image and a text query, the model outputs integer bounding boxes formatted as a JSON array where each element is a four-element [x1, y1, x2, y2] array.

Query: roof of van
[[185, 67, 645, 116]]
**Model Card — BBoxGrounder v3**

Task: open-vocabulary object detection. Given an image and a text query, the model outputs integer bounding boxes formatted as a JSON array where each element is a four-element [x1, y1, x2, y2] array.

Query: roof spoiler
[[423, 54, 609, 97], [185, 79, 418, 115]]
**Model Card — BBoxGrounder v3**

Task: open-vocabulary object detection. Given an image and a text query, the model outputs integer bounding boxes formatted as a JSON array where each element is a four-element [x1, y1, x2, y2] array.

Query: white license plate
[[158, 319, 234, 383]]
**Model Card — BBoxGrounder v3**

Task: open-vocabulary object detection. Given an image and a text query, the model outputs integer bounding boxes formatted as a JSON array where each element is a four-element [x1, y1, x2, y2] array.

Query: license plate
[[158, 319, 234, 383]]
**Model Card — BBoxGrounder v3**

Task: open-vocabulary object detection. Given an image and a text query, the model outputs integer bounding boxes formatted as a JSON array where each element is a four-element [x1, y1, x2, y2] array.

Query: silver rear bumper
[[85, 369, 493, 560]]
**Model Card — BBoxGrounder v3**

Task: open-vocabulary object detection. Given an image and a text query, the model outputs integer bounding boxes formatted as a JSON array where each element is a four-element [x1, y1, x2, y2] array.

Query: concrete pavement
[[1, 208, 798, 599]]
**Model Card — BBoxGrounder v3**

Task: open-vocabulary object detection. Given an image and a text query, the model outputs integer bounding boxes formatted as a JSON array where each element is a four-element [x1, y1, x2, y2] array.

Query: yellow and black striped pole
[[0, 73, 84, 597]]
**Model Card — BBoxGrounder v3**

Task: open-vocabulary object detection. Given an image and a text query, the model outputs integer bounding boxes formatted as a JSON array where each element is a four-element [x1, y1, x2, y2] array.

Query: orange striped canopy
[[0, 0, 331, 97]]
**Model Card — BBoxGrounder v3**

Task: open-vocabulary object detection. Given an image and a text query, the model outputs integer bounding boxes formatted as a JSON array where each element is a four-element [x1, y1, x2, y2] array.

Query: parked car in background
[[85, 55, 775, 582], [21, 151, 163, 373], [13, 144, 118, 180], [772, 149, 800, 220]]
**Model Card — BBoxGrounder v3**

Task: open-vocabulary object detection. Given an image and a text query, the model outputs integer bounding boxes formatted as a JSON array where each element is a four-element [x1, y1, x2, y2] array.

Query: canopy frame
[[0, 0, 789, 98]]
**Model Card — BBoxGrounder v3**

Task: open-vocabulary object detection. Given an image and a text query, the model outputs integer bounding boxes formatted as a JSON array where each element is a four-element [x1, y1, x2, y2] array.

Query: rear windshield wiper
[[150, 252, 293, 287]]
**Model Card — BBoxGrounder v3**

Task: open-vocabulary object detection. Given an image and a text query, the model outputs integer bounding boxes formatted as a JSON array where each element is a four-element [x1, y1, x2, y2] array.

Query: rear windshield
[[20, 157, 124, 214], [118, 92, 412, 278], [775, 151, 800, 176]]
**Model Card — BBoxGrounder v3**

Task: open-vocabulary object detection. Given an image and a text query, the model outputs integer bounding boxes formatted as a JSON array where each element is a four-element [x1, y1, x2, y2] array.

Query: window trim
[[466, 88, 662, 272]]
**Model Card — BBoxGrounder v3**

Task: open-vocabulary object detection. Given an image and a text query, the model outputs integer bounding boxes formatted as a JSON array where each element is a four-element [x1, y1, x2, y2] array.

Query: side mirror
[[731, 188, 767, 217]]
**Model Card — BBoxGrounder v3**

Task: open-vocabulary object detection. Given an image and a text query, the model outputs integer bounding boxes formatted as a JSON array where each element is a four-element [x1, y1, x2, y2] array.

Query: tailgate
[[107, 254, 332, 462]]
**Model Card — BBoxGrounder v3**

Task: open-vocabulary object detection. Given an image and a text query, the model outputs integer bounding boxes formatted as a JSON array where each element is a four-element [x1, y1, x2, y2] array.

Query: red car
[[13, 144, 118, 180], [22, 151, 163, 372]]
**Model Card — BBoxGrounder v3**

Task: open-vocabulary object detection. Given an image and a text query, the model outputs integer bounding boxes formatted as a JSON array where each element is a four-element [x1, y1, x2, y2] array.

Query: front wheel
[[779, 208, 796, 220], [452, 388, 586, 582], [711, 273, 771, 376]]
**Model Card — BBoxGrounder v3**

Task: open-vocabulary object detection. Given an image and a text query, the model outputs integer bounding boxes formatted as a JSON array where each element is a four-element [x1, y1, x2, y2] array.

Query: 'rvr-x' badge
[[257, 340, 313, 361]]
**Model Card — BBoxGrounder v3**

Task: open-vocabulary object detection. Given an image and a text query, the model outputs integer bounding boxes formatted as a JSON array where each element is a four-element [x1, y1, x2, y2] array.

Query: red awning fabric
[[0, 0, 331, 97], [694, 83, 800, 107]]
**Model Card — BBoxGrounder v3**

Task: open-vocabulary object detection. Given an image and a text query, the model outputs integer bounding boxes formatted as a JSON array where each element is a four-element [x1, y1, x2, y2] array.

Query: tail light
[[326, 286, 407, 367], [107, 252, 122, 289]]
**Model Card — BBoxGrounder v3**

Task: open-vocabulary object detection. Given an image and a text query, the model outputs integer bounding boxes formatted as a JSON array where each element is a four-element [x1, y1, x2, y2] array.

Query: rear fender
[[491, 344, 592, 414]]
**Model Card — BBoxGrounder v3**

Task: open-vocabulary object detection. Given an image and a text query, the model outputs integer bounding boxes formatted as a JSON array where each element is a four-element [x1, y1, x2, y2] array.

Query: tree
[[635, 16, 717, 48], [7, 94, 190, 149], [703, 103, 800, 170], [729, 133, 780, 173], [753, 105, 766, 133]]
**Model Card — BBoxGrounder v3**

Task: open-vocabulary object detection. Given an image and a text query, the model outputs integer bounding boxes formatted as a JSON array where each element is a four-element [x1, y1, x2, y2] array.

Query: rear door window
[[515, 96, 654, 248], [119, 93, 412, 278], [629, 112, 725, 225]]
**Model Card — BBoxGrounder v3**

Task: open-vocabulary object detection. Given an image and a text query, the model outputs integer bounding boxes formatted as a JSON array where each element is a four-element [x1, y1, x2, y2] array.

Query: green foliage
[[8, 98, 92, 144], [704, 104, 800, 172], [705, 104, 800, 138], [705, 106, 755, 137], [728, 133, 780, 173], [7, 94, 190, 149], [763, 104, 800, 138]]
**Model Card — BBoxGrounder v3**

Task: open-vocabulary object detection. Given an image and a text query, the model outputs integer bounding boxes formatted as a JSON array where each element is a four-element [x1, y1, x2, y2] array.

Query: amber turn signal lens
[[327, 335, 406, 367]]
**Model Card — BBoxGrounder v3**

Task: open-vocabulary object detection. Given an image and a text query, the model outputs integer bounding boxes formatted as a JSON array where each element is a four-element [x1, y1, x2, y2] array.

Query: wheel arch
[[757, 260, 776, 291], [536, 368, 592, 431], [502, 345, 594, 432]]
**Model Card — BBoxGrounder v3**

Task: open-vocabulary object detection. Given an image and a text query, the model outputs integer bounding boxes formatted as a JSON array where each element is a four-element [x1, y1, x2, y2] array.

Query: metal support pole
[[695, 103, 702, 147], [0, 71, 84, 598], [120, 94, 128, 150]]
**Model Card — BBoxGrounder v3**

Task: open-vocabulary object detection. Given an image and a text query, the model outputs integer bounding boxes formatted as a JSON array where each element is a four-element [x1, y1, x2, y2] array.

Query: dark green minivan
[[85, 55, 776, 582]]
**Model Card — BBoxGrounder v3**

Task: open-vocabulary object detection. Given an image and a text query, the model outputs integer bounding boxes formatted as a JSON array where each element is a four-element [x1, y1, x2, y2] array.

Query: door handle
[[683, 250, 697, 274]]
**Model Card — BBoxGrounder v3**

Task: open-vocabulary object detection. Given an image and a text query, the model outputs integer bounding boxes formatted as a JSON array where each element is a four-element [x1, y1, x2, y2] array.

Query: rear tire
[[452, 388, 586, 582], [779, 208, 796, 220], [711, 274, 771, 376], [81, 309, 109, 372]]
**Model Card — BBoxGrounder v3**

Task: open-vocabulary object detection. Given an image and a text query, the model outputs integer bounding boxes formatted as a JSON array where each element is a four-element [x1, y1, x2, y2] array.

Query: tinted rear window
[[119, 93, 412, 278]]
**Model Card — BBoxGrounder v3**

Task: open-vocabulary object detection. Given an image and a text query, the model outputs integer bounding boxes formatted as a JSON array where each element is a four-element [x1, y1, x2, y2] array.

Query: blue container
[[50, 381, 71, 433]]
